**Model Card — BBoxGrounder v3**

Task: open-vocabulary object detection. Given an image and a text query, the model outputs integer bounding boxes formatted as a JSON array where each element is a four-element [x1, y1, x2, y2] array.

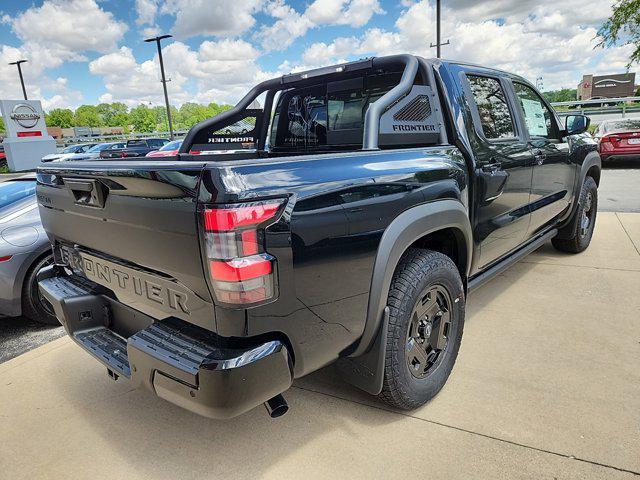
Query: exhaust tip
[[264, 394, 288, 418]]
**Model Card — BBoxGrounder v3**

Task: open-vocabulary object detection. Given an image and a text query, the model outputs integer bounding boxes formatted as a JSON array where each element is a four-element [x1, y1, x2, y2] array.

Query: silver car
[[41, 143, 97, 163], [63, 141, 126, 161], [0, 176, 57, 325]]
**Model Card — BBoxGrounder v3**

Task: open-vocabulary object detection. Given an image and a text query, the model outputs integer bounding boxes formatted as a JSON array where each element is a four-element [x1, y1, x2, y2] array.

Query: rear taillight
[[0, 255, 12, 262], [599, 135, 619, 154], [202, 200, 285, 306]]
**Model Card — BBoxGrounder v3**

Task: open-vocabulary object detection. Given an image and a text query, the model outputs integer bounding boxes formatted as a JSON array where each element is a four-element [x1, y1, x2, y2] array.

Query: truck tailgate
[[36, 161, 216, 330]]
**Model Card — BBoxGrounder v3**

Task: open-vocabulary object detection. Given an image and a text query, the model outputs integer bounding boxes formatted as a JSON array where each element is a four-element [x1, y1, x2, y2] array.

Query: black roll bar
[[179, 55, 421, 155], [362, 55, 419, 150]]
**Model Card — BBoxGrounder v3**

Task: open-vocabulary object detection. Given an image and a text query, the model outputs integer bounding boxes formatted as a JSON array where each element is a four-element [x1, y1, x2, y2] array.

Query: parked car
[[0, 144, 5, 163], [145, 139, 183, 157], [36, 55, 600, 420], [0, 175, 57, 325], [100, 138, 169, 159], [594, 119, 640, 162], [41, 143, 97, 163], [63, 142, 126, 161]]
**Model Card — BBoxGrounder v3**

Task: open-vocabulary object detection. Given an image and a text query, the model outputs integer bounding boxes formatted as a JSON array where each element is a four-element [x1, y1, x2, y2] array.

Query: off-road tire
[[378, 249, 465, 410], [552, 176, 598, 254], [21, 254, 59, 326]]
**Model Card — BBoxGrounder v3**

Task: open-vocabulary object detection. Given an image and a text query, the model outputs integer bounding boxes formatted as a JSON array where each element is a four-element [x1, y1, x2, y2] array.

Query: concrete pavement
[[0, 211, 638, 479]]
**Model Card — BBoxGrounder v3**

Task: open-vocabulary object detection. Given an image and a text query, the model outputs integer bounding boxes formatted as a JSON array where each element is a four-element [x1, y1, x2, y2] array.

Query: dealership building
[[577, 73, 637, 100]]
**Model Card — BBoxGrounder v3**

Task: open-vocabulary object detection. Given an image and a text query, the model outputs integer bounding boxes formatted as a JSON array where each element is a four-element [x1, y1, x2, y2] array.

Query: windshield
[[0, 180, 36, 210], [160, 140, 182, 151], [62, 145, 80, 153]]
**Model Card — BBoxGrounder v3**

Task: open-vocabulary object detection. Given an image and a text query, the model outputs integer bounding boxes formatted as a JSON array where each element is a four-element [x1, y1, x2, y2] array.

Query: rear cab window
[[270, 72, 407, 152]]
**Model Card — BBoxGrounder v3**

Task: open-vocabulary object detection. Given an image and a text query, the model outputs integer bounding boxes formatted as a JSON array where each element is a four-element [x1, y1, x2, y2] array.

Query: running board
[[468, 229, 557, 292]]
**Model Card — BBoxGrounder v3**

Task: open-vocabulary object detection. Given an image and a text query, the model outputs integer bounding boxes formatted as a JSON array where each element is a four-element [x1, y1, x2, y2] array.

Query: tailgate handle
[[65, 179, 94, 192], [64, 179, 107, 208]]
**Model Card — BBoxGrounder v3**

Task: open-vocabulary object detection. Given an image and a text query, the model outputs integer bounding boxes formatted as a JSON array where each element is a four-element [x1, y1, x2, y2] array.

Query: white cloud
[[89, 40, 270, 106], [161, 0, 263, 38], [0, 0, 126, 109], [258, 0, 315, 51], [305, 0, 384, 27], [12, 0, 127, 55], [258, 0, 383, 51], [293, 0, 635, 91], [136, 0, 160, 25]]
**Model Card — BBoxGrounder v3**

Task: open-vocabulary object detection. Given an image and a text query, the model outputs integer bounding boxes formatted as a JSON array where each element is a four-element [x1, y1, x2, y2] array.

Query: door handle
[[534, 149, 546, 165], [481, 158, 502, 173]]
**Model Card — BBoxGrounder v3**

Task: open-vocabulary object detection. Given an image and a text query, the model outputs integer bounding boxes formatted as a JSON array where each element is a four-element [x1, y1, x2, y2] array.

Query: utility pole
[[9, 60, 28, 100], [144, 34, 174, 140], [430, 0, 450, 58]]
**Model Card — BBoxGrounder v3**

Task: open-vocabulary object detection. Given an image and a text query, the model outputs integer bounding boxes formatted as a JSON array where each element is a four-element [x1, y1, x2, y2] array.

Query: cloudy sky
[[0, 0, 633, 111]]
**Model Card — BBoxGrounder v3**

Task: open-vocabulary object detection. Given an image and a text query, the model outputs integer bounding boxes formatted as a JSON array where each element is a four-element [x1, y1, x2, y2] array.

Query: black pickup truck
[[99, 138, 168, 159], [36, 55, 600, 419]]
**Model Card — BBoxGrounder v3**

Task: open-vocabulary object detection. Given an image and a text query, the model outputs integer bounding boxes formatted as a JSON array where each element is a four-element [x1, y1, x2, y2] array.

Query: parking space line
[[616, 212, 640, 257], [292, 384, 640, 477], [519, 260, 640, 272]]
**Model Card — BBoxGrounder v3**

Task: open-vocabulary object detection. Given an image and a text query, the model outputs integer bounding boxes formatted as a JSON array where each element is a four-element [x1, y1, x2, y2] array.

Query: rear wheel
[[552, 176, 598, 254], [378, 249, 465, 410], [22, 254, 59, 326]]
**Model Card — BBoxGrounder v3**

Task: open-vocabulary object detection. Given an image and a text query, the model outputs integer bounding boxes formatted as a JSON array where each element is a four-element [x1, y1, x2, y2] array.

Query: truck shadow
[[45, 256, 538, 477]]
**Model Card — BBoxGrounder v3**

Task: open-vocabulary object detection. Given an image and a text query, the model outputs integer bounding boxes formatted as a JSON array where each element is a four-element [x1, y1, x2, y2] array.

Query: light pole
[[430, 0, 450, 58], [9, 60, 28, 100], [144, 34, 174, 140]]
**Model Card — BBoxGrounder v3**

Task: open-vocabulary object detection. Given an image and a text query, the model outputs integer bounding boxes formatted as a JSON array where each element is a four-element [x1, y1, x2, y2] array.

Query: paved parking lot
[[1, 168, 639, 479], [1, 211, 638, 479]]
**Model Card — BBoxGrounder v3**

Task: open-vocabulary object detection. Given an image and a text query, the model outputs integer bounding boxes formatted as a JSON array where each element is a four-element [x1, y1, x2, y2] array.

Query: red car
[[145, 139, 182, 157], [596, 119, 640, 162]]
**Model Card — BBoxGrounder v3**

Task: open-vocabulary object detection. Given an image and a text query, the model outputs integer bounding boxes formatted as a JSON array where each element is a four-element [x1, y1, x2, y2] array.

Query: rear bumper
[[601, 152, 640, 161], [37, 265, 293, 419]]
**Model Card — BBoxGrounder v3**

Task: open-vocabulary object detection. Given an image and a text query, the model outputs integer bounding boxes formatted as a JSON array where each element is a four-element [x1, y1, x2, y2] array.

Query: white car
[[41, 143, 96, 163]]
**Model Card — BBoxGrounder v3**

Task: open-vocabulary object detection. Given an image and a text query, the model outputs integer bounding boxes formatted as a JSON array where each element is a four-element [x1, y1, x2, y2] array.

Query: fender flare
[[557, 151, 601, 239], [353, 199, 472, 358]]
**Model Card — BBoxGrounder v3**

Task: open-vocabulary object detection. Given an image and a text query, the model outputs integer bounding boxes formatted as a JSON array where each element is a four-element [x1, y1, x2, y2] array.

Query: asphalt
[[0, 317, 65, 363]]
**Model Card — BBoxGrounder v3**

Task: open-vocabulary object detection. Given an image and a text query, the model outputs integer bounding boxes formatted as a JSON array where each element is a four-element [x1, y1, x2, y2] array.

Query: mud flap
[[336, 307, 389, 395]]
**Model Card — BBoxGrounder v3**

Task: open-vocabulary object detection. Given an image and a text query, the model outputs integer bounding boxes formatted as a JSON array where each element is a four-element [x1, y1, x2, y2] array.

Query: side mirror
[[565, 114, 590, 135]]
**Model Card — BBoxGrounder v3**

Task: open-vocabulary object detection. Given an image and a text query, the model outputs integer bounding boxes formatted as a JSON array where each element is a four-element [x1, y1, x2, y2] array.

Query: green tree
[[96, 102, 129, 127], [207, 102, 232, 118], [597, 0, 640, 66], [74, 105, 103, 127], [177, 102, 211, 129], [543, 88, 578, 103], [0, 117, 5, 134], [129, 104, 156, 133], [46, 108, 75, 128]]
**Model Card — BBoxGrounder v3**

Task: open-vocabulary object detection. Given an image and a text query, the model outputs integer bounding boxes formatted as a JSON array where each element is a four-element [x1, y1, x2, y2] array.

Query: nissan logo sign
[[10, 103, 40, 129]]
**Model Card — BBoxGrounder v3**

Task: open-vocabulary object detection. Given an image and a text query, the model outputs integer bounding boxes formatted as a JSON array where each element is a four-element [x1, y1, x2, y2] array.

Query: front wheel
[[552, 176, 598, 254], [378, 249, 465, 410]]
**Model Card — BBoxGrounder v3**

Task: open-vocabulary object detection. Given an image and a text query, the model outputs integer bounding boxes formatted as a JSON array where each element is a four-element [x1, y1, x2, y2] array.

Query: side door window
[[513, 83, 560, 141], [467, 75, 516, 140]]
